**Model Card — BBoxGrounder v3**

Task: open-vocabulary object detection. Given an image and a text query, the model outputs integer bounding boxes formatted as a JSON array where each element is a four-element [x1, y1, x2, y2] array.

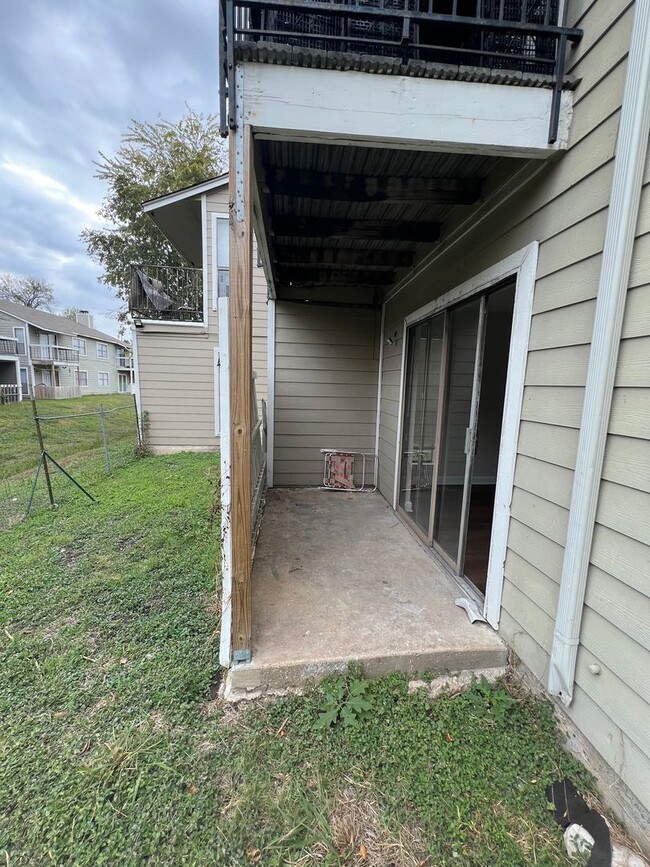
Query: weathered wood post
[[228, 122, 254, 663]]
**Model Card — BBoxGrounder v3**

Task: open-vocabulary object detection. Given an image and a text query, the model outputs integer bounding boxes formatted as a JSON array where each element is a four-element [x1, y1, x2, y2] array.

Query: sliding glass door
[[398, 315, 444, 537], [398, 295, 488, 574], [432, 296, 486, 572]]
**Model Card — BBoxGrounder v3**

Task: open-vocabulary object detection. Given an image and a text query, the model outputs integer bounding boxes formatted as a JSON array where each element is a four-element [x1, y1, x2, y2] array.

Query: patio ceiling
[[255, 139, 510, 307]]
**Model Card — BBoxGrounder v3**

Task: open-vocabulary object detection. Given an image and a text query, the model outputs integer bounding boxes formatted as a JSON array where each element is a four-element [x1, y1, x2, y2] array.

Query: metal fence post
[[30, 395, 55, 507], [132, 393, 142, 446], [99, 403, 111, 475]]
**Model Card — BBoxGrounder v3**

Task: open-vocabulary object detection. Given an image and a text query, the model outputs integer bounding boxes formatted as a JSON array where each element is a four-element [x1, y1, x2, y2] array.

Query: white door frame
[[392, 242, 538, 628]]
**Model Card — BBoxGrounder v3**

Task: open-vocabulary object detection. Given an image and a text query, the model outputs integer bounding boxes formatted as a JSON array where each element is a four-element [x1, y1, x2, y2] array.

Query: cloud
[[0, 0, 216, 327], [1, 159, 101, 223]]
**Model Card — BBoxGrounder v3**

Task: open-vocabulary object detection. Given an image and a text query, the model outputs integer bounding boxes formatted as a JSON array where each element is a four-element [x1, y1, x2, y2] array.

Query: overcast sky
[[0, 0, 216, 337]]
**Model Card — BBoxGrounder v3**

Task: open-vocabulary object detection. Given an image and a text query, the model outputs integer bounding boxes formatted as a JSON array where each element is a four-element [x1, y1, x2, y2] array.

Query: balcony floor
[[226, 488, 506, 697]]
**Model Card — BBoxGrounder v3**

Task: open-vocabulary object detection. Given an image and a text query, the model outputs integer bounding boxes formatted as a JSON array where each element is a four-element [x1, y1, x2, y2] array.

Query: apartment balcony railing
[[116, 354, 133, 369], [219, 0, 582, 141], [29, 345, 80, 364], [129, 265, 204, 323], [0, 338, 18, 356]]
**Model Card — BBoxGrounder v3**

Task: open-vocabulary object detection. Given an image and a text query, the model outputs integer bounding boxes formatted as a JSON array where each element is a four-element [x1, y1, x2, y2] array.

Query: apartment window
[[118, 373, 130, 393], [74, 370, 88, 387], [212, 214, 230, 310], [73, 337, 87, 356], [98, 371, 110, 387], [13, 327, 26, 355], [96, 342, 108, 359], [20, 368, 29, 396]]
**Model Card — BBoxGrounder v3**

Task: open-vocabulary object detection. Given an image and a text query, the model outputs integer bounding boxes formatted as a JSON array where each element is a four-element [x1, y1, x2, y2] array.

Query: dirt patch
[[41, 614, 79, 642], [327, 788, 428, 866], [115, 534, 144, 552]]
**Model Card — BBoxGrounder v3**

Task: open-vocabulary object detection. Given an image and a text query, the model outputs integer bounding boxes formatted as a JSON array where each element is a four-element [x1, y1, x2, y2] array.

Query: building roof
[[0, 299, 127, 347], [142, 174, 229, 213], [142, 174, 229, 266]]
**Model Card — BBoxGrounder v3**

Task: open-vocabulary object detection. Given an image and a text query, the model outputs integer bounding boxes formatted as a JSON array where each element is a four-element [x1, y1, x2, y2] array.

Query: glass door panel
[[398, 315, 444, 536], [432, 297, 486, 569]]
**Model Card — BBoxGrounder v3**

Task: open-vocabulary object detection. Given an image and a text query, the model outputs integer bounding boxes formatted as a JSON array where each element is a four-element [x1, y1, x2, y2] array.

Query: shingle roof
[[0, 299, 127, 347]]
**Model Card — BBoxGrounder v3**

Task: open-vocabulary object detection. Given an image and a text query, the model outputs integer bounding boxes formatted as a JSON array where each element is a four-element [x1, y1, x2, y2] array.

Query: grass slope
[[0, 453, 592, 866], [0, 393, 135, 480]]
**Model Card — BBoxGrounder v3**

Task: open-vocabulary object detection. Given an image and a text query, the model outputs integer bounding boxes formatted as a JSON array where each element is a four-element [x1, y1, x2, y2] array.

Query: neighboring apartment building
[[0, 300, 133, 400], [129, 174, 268, 453], [204, 0, 650, 848]]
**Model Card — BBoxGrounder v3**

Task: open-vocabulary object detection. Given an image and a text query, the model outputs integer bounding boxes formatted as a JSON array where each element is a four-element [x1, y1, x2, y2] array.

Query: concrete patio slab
[[227, 489, 507, 697]]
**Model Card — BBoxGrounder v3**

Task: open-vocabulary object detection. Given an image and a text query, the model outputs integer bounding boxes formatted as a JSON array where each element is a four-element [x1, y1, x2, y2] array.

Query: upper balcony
[[116, 353, 133, 369], [29, 345, 80, 365], [219, 0, 582, 153], [129, 265, 204, 324], [0, 338, 18, 356]]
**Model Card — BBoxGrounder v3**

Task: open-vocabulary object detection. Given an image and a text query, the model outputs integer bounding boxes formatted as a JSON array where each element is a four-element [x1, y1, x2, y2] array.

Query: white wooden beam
[[243, 64, 572, 158]]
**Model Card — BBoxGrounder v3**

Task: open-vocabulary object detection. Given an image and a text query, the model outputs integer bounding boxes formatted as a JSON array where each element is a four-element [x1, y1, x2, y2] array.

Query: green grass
[[0, 453, 594, 866], [0, 393, 135, 480]]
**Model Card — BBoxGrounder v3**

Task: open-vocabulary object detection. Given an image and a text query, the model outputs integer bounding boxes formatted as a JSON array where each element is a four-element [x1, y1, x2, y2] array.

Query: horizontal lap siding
[[136, 331, 218, 450], [273, 302, 379, 486], [576, 130, 650, 810], [206, 188, 269, 411], [378, 0, 648, 811]]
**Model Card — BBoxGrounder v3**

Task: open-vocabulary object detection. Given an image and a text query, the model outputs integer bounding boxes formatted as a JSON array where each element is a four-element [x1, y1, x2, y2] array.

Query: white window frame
[[212, 212, 230, 311], [96, 342, 109, 359], [74, 369, 89, 388], [98, 371, 110, 387], [73, 337, 87, 356], [13, 326, 26, 355], [393, 242, 538, 630], [19, 367, 29, 395], [118, 372, 130, 393]]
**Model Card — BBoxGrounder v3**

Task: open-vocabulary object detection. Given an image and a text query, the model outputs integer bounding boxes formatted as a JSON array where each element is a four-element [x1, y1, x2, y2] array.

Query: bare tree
[[0, 274, 55, 309]]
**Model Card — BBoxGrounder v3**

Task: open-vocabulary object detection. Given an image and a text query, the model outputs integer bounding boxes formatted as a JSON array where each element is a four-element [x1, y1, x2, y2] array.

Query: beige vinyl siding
[[375, 0, 648, 814], [136, 182, 269, 451], [205, 187, 269, 410], [273, 302, 379, 486], [570, 131, 650, 819], [136, 329, 218, 450]]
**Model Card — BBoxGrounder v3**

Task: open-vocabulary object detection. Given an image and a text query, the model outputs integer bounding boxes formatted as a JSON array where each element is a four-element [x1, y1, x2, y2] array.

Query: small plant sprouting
[[464, 677, 516, 725], [315, 674, 373, 729]]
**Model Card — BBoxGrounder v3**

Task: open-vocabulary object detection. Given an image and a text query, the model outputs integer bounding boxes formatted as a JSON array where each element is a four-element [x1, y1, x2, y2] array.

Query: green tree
[[81, 109, 227, 321], [0, 274, 54, 309], [61, 306, 80, 321]]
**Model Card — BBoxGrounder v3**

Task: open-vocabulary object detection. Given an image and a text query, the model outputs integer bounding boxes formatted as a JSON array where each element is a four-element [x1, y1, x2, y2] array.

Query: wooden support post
[[229, 123, 253, 663]]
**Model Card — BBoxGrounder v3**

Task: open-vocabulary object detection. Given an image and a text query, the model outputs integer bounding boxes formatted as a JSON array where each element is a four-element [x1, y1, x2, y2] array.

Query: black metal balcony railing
[[0, 338, 18, 356], [129, 265, 204, 323], [219, 0, 582, 142]]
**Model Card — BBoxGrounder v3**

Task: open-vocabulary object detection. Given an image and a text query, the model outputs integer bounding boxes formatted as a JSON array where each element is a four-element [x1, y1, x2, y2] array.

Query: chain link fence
[[0, 395, 142, 529]]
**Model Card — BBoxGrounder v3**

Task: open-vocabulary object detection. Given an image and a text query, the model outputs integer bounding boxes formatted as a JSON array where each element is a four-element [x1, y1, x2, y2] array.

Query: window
[[96, 342, 108, 359], [98, 371, 110, 387], [212, 214, 230, 310], [13, 327, 26, 355], [118, 373, 130, 393], [73, 337, 87, 356], [74, 370, 88, 387], [19, 368, 29, 395]]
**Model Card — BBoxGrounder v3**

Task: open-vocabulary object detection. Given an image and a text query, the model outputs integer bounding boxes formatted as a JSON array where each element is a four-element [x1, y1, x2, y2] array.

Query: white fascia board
[[243, 63, 572, 158], [142, 175, 229, 213]]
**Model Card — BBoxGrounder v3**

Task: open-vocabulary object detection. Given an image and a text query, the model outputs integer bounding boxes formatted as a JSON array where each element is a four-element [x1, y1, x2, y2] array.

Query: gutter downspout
[[548, 0, 650, 705]]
